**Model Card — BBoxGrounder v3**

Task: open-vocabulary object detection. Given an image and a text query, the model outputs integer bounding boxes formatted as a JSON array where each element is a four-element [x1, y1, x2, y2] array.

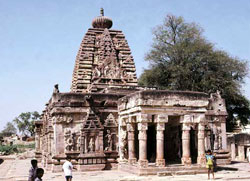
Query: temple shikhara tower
[[35, 9, 230, 175]]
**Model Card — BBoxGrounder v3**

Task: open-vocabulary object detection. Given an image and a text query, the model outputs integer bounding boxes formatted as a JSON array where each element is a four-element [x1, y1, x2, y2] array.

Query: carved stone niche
[[104, 129, 118, 152], [83, 130, 104, 154], [88, 136, 95, 152], [64, 129, 80, 153], [103, 113, 118, 152]]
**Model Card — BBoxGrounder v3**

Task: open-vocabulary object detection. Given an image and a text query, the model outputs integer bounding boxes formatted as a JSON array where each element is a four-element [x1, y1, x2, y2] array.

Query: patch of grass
[[0, 145, 18, 155], [16, 143, 35, 149], [0, 143, 35, 155]]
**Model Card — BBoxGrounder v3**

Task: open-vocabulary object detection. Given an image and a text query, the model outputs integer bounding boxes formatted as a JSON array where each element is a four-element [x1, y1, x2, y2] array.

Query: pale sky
[[0, 0, 249, 131]]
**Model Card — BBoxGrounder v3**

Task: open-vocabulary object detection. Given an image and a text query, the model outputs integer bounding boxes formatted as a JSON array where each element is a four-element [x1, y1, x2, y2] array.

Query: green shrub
[[16, 143, 35, 149], [0, 143, 35, 155], [0, 145, 18, 155]]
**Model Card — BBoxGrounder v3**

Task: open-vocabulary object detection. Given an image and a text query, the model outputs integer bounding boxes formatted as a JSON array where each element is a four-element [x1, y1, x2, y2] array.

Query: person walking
[[62, 157, 75, 181], [28, 159, 38, 181], [205, 150, 215, 180], [247, 150, 250, 165]]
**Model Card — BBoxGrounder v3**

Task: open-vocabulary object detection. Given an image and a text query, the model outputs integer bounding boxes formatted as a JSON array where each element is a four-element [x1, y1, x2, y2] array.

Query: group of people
[[28, 160, 44, 181], [28, 158, 75, 181]]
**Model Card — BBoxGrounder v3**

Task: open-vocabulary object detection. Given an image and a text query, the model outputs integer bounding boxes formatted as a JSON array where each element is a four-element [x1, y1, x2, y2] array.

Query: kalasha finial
[[92, 8, 113, 29], [100, 8, 104, 16]]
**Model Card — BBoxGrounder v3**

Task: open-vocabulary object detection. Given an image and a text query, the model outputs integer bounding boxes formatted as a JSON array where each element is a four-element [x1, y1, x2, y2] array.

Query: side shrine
[[35, 9, 230, 175]]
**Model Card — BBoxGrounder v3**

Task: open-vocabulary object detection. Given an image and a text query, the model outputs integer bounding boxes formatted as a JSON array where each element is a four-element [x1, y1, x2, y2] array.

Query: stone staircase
[[119, 163, 207, 176]]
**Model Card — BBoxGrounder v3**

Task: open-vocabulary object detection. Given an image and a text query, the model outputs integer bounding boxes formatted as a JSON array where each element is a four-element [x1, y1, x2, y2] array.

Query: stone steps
[[157, 169, 207, 176], [119, 163, 207, 176]]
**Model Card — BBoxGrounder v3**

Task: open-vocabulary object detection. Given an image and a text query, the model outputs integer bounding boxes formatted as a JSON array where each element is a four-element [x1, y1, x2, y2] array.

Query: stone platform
[[1, 158, 250, 181], [118, 163, 207, 176]]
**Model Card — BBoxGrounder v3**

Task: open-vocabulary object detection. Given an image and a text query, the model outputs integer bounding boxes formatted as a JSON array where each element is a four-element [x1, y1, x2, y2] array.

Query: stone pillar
[[231, 143, 236, 160], [84, 133, 88, 153], [127, 123, 136, 164], [238, 146, 245, 161], [35, 129, 41, 152], [138, 122, 148, 168], [181, 124, 191, 165], [156, 122, 165, 167], [213, 126, 219, 150], [221, 121, 227, 150], [197, 123, 206, 165]]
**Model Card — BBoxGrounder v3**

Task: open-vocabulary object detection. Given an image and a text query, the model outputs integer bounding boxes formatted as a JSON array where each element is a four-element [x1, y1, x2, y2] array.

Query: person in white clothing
[[248, 150, 250, 165], [62, 157, 74, 181]]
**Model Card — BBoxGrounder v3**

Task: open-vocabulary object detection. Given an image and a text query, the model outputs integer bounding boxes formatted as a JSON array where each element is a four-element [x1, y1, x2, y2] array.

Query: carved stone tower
[[71, 8, 138, 93]]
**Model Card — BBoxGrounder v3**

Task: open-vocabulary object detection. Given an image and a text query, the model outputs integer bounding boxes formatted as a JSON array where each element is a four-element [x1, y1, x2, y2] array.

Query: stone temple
[[35, 9, 230, 175]]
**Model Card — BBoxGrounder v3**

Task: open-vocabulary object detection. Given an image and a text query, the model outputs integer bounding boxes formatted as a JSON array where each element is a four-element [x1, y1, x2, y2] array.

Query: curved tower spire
[[71, 10, 138, 93]]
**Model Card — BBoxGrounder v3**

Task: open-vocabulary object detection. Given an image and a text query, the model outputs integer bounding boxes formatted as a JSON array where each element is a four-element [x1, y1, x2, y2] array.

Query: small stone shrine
[[35, 9, 230, 174]]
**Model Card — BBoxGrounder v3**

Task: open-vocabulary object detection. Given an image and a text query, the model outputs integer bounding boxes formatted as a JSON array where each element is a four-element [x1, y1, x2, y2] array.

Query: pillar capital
[[156, 122, 165, 131], [127, 123, 135, 132], [182, 124, 191, 131], [156, 114, 168, 123], [137, 113, 148, 123], [138, 122, 148, 131], [181, 114, 193, 124]]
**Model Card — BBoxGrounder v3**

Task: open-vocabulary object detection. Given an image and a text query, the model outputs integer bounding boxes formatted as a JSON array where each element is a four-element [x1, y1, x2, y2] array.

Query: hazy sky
[[0, 0, 249, 131]]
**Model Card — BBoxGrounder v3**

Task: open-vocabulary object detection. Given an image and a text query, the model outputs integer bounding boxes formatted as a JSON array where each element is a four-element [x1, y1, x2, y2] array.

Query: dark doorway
[[244, 147, 247, 160], [190, 127, 198, 163], [164, 116, 182, 164], [147, 124, 156, 163]]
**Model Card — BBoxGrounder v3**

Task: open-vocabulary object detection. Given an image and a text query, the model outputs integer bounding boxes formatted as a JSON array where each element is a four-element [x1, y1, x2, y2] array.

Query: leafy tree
[[0, 122, 17, 137], [13, 111, 40, 136], [139, 14, 250, 131]]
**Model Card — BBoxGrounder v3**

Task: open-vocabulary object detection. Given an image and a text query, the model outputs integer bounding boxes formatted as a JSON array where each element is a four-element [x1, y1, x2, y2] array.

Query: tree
[[0, 122, 17, 137], [13, 111, 40, 136], [139, 14, 250, 131]]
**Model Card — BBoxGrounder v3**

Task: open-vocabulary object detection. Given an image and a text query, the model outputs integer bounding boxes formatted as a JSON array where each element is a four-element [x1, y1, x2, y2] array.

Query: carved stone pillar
[[181, 124, 191, 165], [213, 126, 219, 150], [197, 123, 206, 165], [35, 129, 41, 152], [156, 122, 165, 167], [138, 122, 148, 168], [127, 123, 136, 164], [84, 133, 88, 153]]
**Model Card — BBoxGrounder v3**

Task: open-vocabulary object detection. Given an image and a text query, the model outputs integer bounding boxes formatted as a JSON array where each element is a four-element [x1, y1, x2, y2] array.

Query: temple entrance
[[147, 123, 156, 163], [164, 116, 182, 164], [190, 127, 198, 163]]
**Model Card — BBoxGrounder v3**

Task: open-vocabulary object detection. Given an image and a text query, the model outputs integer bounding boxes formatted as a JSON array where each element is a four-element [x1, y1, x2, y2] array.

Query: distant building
[[227, 121, 250, 161]]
